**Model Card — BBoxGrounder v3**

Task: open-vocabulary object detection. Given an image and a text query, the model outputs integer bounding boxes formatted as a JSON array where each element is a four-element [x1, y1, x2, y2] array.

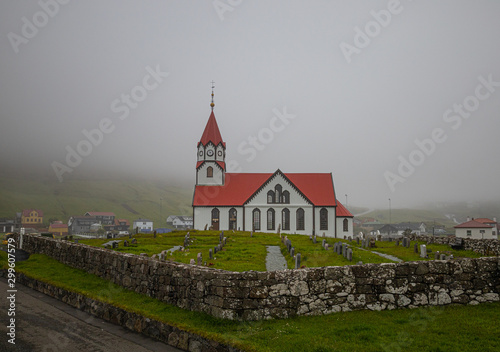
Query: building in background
[[133, 218, 153, 233], [21, 209, 44, 228], [454, 217, 498, 239], [167, 215, 193, 229]]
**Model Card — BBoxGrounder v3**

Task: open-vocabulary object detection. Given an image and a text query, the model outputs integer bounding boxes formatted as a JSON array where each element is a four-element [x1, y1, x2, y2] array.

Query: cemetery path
[[265, 246, 288, 271], [0, 278, 182, 352], [358, 248, 403, 262]]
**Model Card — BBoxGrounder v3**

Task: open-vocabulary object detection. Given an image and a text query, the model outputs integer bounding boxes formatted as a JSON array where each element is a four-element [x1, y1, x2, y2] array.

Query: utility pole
[[388, 198, 391, 224]]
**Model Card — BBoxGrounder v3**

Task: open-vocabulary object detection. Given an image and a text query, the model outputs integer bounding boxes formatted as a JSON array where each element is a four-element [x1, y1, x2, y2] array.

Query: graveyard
[[78, 230, 488, 272]]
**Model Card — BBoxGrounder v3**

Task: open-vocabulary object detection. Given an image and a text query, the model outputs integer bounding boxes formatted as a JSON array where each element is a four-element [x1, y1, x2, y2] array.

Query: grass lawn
[[1, 251, 499, 352]]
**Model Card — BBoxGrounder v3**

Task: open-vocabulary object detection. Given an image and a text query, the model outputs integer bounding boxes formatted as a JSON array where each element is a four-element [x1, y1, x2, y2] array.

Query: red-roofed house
[[49, 223, 68, 237], [193, 105, 353, 237], [454, 218, 498, 239]]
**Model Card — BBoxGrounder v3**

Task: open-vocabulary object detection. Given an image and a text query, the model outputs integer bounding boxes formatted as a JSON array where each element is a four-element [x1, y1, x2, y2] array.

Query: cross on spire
[[210, 80, 215, 110]]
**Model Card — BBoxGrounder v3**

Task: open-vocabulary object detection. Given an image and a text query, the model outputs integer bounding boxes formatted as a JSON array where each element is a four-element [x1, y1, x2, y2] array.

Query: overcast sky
[[1, 0, 499, 208]]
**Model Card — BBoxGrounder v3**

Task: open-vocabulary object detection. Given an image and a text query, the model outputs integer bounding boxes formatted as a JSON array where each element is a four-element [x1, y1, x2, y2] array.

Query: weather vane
[[210, 80, 215, 110]]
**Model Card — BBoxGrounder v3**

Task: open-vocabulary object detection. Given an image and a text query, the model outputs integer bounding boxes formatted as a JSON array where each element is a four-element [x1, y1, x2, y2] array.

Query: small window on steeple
[[207, 166, 213, 178]]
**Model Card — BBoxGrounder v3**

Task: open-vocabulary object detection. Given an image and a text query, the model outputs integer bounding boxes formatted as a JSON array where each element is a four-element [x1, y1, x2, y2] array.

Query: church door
[[211, 208, 220, 231]]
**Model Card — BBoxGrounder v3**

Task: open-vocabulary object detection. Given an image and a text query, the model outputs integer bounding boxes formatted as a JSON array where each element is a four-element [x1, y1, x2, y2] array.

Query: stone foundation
[[14, 234, 500, 320]]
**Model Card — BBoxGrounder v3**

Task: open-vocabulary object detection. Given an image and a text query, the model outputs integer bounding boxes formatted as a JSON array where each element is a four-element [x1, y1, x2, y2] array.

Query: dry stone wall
[[15, 234, 500, 321], [409, 235, 500, 255]]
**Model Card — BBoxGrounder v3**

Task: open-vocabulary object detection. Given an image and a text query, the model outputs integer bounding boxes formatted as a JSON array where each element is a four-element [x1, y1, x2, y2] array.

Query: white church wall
[[243, 206, 314, 235], [197, 162, 223, 186], [336, 217, 354, 238], [314, 206, 336, 237], [193, 206, 243, 231]]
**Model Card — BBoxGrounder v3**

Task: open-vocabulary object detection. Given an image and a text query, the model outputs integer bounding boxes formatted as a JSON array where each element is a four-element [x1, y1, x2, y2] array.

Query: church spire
[[210, 80, 215, 111]]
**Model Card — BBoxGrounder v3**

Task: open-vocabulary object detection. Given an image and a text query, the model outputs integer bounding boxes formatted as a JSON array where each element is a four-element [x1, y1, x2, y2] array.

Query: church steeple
[[196, 84, 226, 186]]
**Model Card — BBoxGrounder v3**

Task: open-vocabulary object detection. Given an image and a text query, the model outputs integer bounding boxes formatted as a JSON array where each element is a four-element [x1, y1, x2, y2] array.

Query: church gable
[[245, 170, 311, 206]]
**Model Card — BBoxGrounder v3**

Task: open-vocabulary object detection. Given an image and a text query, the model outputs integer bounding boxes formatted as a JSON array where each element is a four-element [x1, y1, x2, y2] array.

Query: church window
[[207, 166, 213, 178], [229, 208, 237, 230], [343, 218, 349, 232], [320, 208, 328, 231], [282, 208, 290, 231], [267, 208, 275, 230], [296, 208, 305, 230], [282, 190, 290, 204], [275, 184, 282, 203], [267, 191, 275, 204], [252, 208, 261, 231]]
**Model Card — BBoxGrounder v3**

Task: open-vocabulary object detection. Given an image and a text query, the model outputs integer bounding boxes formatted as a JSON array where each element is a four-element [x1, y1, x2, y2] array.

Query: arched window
[[282, 190, 290, 204], [267, 190, 275, 204], [207, 166, 213, 178], [211, 208, 220, 231], [229, 208, 237, 230], [267, 208, 275, 230], [320, 208, 328, 231], [282, 208, 290, 231], [343, 218, 349, 232], [296, 208, 305, 231], [252, 208, 261, 231], [275, 184, 282, 203]]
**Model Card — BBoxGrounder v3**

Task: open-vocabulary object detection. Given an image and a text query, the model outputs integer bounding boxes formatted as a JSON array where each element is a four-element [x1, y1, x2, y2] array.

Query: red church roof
[[336, 201, 353, 217], [198, 111, 225, 147], [193, 171, 338, 207]]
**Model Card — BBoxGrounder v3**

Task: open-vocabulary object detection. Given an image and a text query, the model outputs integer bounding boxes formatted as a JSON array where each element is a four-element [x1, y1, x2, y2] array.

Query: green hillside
[[0, 176, 193, 228]]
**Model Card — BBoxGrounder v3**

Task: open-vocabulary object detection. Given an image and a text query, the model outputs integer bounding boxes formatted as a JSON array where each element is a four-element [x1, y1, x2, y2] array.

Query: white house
[[167, 215, 193, 229], [132, 218, 153, 232], [454, 218, 498, 239], [192, 101, 353, 237]]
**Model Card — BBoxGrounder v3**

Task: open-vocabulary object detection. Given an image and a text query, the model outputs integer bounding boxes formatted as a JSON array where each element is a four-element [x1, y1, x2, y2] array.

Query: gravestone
[[209, 248, 213, 260], [123, 240, 128, 247], [132, 238, 137, 244], [214, 246, 218, 254], [291, 247, 295, 257], [197, 253, 202, 266], [160, 251, 165, 261], [322, 239, 326, 249], [190, 259, 195, 265], [223, 237, 227, 245], [420, 244, 427, 258], [342, 244, 347, 257], [112, 242, 118, 249], [348, 236, 352, 242], [434, 251, 440, 260], [414, 243, 418, 253], [220, 232, 223, 242], [74, 239, 79, 244], [325, 243, 329, 250], [295, 253, 301, 269], [356, 237, 360, 245], [440, 253, 446, 260], [309, 235, 313, 241], [347, 248, 353, 261], [313, 235, 317, 244], [396, 240, 399, 246], [154, 231, 157, 238]]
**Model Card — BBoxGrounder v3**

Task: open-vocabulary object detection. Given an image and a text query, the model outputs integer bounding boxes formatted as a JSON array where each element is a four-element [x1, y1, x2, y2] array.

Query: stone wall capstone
[[14, 234, 500, 320]]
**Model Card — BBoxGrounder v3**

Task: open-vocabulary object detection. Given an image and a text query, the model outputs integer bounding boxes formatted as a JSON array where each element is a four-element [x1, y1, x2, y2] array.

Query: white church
[[192, 96, 353, 238]]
